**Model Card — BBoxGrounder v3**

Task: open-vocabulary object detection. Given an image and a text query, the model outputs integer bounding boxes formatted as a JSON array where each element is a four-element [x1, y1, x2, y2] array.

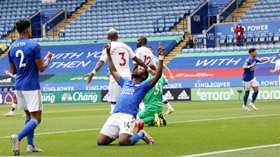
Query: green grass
[[0, 100, 279, 157]]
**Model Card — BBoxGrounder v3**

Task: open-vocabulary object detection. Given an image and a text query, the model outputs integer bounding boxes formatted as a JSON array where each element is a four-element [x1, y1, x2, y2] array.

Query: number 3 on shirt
[[16, 50, 26, 68], [119, 52, 126, 66]]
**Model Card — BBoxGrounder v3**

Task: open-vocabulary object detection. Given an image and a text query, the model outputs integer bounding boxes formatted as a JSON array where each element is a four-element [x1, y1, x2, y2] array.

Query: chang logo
[[61, 92, 72, 101], [193, 15, 200, 22]]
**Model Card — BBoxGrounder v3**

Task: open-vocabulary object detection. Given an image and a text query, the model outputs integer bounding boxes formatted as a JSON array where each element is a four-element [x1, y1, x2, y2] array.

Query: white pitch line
[[168, 114, 280, 124], [1, 114, 279, 139], [178, 143, 280, 157], [0, 128, 101, 139]]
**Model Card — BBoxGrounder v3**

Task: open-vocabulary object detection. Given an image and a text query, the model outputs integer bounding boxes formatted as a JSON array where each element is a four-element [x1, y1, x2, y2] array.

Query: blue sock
[[25, 117, 35, 148], [251, 90, 259, 103], [11, 107, 15, 112], [243, 92, 249, 106], [163, 99, 168, 104], [18, 119, 38, 141], [130, 132, 144, 145]]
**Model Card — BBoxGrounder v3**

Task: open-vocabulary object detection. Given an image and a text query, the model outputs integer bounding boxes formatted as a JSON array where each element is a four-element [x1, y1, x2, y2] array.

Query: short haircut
[[248, 48, 256, 54], [140, 36, 147, 44], [16, 19, 31, 33]]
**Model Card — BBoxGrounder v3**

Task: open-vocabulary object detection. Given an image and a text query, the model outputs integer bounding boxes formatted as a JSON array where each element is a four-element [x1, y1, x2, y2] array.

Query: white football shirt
[[274, 59, 280, 74], [134, 46, 154, 65], [100, 41, 136, 78]]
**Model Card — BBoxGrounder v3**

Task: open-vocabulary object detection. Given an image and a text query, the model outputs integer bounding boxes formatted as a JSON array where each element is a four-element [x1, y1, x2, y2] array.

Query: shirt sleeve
[[99, 49, 107, 62], [33, 44, 42, 60], [143, 80, 151, 93], [243, 59, 249, 66], [118, 76, 125, 87], [133, 48, 141, 64], [275, 60, 280, 71], [255, 58, 260, 63], [128, 46, 136, 59], [8, 52, 13, 64]]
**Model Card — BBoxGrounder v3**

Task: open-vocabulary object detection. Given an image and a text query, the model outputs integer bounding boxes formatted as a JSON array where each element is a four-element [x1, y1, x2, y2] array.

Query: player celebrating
[[97, 42, 165, 146], [242, 48, 274, 111], [9, 19, 53, 155], [269, 51, 280, 87], [86, 29, 147, 114]]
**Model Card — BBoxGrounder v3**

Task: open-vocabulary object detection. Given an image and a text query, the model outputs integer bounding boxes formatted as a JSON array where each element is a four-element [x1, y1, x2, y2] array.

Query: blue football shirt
[[242, 57, 260, 82], [113, 77, 151, 118], [8, 37, 42, 90]]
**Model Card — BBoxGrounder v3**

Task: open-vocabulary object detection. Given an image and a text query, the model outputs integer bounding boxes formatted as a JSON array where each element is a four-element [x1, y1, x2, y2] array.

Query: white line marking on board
[[178, 143, 280, 157]]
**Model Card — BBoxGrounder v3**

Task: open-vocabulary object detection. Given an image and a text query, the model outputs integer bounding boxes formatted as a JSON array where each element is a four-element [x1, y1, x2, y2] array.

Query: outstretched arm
[[86, 60, 105, 84], [149, 46, 164, 87], [259, 56, 275, 63], [163, 64, 175, 80], [105, 43, 121, 84], [4, 70, 16, 78]]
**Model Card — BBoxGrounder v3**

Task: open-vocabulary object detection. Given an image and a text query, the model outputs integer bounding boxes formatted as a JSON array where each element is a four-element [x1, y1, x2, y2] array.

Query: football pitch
[[0, 100, 279, 157]]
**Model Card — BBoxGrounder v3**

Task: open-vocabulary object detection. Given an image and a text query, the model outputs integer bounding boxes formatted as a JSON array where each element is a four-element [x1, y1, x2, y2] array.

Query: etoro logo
[[61, 92, 72, 101], [196, 88, 234, 101], [164, 91, 174, 100], [178, 90, 190, 100]]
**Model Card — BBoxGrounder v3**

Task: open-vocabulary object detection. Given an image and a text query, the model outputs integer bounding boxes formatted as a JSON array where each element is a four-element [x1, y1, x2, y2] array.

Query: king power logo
[[164, 91, 174, 100], [178, 90, 190, 100]]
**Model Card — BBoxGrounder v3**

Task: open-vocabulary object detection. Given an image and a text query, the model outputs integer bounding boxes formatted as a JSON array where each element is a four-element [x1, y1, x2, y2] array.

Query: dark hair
[[140, 36, 147, 45], [16, 19, 31, 33], [248, 48, 256, 54]]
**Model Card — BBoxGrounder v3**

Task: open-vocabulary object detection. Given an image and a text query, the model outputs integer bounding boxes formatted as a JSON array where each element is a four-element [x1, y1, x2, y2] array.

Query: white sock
[[162, 96, 174, 110], [110, 104, 115, 114], [11, 103, 17, 108]]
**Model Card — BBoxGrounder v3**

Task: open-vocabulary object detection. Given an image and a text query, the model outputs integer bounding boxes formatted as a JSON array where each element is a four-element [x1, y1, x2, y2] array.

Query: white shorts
[[15, 90, 43, 112], [243, 77, 259, 91], [108, 76, 130, 103], [100, 113, 135, 139]]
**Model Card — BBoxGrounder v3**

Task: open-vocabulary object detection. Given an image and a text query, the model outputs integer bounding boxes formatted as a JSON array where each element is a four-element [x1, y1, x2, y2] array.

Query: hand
[[170, 74, 175, 80], [269, 56, 275, 61], [104, 42, 111, 53], [269, 69, 275, 73], [4, 70, 9, 75], [46, 52, 53, 59], [86, 73, 94, 84], [157, 46, 165, 56]]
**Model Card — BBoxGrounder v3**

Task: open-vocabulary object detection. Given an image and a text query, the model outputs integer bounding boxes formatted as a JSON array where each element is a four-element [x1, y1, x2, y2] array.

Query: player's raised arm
[[149, 46, 164, 87], [133, 56, 148, 71], [163, 64, 175, 80], [35, 51, 52, 72], [105, 42, 121, 84], [259, 56, 275, 63], [86, 59, 105, 84]]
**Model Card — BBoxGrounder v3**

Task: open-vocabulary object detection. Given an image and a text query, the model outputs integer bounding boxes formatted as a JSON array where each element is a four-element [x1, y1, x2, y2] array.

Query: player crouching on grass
[[97, 42, 165, 146]]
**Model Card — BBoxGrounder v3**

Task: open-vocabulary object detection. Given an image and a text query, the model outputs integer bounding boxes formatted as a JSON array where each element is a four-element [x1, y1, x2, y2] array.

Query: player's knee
[[97, 139, 109, 146], [118, 138, 130, 146]]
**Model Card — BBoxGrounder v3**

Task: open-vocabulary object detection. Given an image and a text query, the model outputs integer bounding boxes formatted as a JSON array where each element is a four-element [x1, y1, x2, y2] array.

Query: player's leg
[[4, 94, 17, 117], [249, 78, 259, 111], [98, 114, 119, 145], [19, 90, 43, 152], [118, 113, 154, 145], [242, 81, 251, 111], [163, 95, 174, 114]]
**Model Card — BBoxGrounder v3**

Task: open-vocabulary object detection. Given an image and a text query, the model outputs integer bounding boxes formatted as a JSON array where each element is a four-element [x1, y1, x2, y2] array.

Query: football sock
[[18, 119, 38, 141], [130, 132, 144, 145], [11, 103, 17, 111], [25, 116, 35, 147], [243, 92, 249, 106], [163, 100, 173, 110], [251, 90, 259, 103]]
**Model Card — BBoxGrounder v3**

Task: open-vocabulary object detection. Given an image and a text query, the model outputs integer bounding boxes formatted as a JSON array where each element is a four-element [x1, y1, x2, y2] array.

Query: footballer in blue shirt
[[242, 48, 274, 111], [8, 19, 53, 155], [97, 42, 165, 146]]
